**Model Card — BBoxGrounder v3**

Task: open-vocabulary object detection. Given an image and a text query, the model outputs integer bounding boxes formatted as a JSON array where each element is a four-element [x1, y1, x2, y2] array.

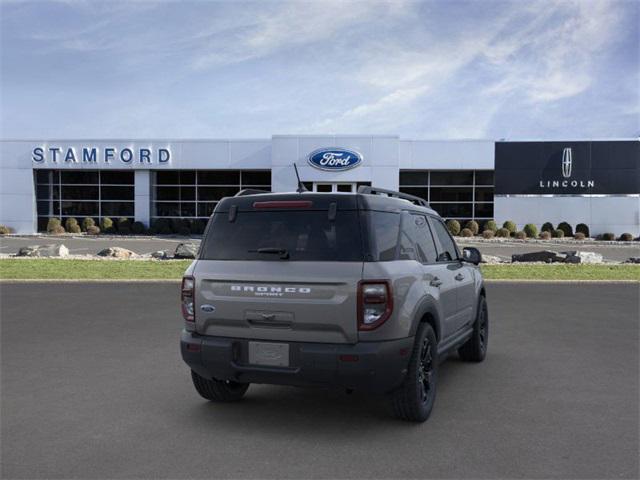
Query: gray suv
[[180, 187, 488, 422]]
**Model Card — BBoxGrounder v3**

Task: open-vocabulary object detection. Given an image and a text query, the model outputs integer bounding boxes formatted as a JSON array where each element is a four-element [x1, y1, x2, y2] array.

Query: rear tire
[[458, 295, 488, 362], [191, 370, 249, 402], [389, 323, 438, 422]]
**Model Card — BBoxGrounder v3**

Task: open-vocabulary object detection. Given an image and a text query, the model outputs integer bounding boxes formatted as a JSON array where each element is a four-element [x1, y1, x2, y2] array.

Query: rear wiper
[[249, 247, 290, 260]]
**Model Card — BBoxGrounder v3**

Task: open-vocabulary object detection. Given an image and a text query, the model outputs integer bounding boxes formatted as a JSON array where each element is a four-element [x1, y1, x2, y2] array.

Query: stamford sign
[[32, 146, 171, 165], [308, 147, 362, 171]]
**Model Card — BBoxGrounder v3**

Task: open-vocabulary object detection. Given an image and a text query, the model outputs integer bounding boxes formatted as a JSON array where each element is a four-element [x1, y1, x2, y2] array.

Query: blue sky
[[1, 0, 638, 139]]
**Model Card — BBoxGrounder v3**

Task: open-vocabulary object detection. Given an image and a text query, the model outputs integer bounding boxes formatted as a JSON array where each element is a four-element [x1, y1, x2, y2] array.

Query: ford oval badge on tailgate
[[200, 304, 215, 313]]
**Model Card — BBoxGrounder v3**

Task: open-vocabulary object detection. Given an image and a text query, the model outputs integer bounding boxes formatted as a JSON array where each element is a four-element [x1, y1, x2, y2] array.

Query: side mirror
[[462, 247, 482, 265]]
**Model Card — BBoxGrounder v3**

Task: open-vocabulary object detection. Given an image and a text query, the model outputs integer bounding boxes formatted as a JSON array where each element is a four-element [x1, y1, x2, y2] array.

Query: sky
[[1, 0, 638, 140]]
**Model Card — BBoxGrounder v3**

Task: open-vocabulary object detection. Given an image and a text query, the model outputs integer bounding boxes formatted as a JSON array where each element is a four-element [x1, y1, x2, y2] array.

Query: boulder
[[561, 251, 604, 264], [17, 244, 69, 257], [96, 247, 136, 258], [625, 257, 640, 264], [151, 250, 169, 260], [511, 250, 566, 263], [174, 243, 199, 259]]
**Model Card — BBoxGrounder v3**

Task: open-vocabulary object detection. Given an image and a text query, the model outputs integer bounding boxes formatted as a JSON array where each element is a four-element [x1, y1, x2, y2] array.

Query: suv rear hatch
[[194, 195, 364, 344]]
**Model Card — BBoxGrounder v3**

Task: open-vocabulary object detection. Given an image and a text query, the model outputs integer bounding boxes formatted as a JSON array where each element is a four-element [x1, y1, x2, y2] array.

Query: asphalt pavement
[[1, 235, 639, 261], [1, 282, 638, 479]]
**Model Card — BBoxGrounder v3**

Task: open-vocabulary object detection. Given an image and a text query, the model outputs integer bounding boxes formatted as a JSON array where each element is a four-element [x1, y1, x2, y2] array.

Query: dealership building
[[0, 136, 638, 235]]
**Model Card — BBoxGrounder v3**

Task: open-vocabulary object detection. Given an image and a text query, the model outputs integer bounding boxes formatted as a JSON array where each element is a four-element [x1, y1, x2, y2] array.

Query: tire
[[458, 295, 488, 362], [389, 323, 438, 422], [190, 370, 249, 402]]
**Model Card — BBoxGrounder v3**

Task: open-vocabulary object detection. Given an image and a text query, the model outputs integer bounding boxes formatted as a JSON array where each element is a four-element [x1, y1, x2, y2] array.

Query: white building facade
[[0, 136, 637, 235]]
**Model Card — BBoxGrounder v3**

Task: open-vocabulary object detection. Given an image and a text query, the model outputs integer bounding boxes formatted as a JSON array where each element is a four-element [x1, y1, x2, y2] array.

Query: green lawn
[[0, 259, 638, 281]]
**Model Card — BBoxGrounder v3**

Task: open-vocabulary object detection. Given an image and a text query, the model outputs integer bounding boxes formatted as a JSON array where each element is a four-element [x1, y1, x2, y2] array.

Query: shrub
[[523, 223, 538, 238], [484, 220, 497, 232], [46, 218, 62, 233], [552, 229, 565, 238], [618, 233, 633, 241], [599, 232, 615, 241], [557, 221, 573, 237], [68, 223, 81, 234], [460, 228, 474, 237], [81, 217, 95, 231], [446, 219, 461, 236], [541, 222, 554, 233], [131, 221, 146, 234], [100, 217, 114, 233], [86, 225, 100, 235], [482, 229, 495, 239], [0, 224, 13, 234], [576, 223, 590, 237], [502, 220, 517, 234], [496, 228, 510, 238], [464, 220, 479, 235], [574, 232, 586, 240], [150, 218, 172, 235], [116, 217, 131, 234], [539, 231, 551, 240], [50, 225, 65, 235], [190, 219, 206, 235], [65, 217, 78, 230], [515, 231, 527, 240]]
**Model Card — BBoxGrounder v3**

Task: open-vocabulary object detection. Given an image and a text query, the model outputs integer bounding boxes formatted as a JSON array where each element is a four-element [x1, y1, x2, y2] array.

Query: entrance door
[[312, 183, 357, 193]]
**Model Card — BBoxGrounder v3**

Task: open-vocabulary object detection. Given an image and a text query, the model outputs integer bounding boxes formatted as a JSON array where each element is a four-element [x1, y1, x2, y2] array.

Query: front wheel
[[458, 295, 488, 362], [389, 323, 438, 422], [191, 370, 249, 402]]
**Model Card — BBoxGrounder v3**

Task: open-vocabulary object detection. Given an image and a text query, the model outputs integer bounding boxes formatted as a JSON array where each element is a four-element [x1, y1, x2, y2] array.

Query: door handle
[[455, 273, 465, 281], [430, 277, 443, 287]]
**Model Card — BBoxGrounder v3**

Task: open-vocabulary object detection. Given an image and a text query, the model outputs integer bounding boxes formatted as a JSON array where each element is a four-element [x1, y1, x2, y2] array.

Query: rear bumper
[[180, 330, 413, 393]]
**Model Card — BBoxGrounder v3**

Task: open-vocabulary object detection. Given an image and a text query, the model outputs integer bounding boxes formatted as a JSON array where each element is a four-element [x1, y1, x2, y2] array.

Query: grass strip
[[0, 259, 638, 281]]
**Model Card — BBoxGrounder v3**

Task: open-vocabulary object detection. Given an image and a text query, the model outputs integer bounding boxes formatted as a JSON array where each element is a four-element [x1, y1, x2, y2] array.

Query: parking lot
[[1, 282, 638, 479]]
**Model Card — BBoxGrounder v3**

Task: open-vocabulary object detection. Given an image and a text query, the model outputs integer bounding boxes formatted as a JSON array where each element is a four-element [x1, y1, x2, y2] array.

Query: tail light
[[181, 276, 195, 323], [358, 280, 393, 331]]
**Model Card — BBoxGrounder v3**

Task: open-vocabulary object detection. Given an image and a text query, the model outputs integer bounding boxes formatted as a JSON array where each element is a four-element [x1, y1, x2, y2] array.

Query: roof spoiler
[[234, 188, 270, 197], [357, 186, 430, 208]]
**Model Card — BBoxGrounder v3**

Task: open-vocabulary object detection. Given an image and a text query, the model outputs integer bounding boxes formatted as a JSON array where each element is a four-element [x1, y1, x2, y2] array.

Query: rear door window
[[200, 210, 363, 261], [429, 217, 459, 262]]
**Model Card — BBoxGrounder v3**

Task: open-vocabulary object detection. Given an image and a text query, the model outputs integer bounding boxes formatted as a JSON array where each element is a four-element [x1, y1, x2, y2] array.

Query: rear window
[[200, 210, 363, 261]]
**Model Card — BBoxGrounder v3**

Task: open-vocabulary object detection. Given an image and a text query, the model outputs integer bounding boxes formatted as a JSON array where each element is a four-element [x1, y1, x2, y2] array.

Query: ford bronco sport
[[180, 186, 488, 422]]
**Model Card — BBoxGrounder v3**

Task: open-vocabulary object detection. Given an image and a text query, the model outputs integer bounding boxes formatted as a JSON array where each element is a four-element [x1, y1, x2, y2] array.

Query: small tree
[[46, 218, 62, 233], [574, 232, 586, 240], [446, 219, 461, 236], [0, 225, 13, 235], [618, 233, 633, 241], [575, 223, 590, 238], [599, 232, 615, 241], [484, 220, 497, 232], [81, 217, 95, 232], [539, 231, 551, 240], [502, 220, 517, 234], [101, 217, 114, 233], [541, 222, 554, 233], [464, 220, 479, 235], [552, 229, 565, 238], [496, 228, 510, 238], [557, 221, 573, 237], [482, 230, 495, 239], [460, 228, 474, 237], [515, 231, 527, 240], [117, 217, 131, 234], [86, 225, 101, 235], [523, 223, 538, 238]]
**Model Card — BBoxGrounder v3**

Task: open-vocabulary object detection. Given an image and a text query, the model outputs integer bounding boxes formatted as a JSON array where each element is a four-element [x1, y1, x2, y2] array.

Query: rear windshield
[[200, 210, 363, 261]]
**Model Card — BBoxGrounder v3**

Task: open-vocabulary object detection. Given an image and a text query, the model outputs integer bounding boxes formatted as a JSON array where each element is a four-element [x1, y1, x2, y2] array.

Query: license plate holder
[[248, 341, 290, 367]]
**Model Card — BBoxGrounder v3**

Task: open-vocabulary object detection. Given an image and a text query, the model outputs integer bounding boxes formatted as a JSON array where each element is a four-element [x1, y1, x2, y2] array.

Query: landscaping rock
[[481, 254, 504, 264], [174, 243, 199, 259], [561, 251, 604, 264], [17, 244, 69, 258], [511, 250, 566, 263], [625, 257, 640, 264], [96, 247, 136, 258], [151, 250, 169, 260]]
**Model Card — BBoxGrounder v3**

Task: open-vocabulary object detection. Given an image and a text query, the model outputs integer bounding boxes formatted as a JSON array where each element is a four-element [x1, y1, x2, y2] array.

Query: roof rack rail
[[357, 186, 430, 208], [234, 188, 270, 197]]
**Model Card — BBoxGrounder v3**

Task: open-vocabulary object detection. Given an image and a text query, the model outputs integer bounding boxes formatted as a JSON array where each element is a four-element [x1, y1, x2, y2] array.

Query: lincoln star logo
[[308, 147, 362, 171], [562, 147, 572, 178]]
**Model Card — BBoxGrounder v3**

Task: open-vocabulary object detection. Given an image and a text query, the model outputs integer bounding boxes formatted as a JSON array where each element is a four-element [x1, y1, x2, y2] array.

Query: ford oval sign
[[307, 148, 362, 171]]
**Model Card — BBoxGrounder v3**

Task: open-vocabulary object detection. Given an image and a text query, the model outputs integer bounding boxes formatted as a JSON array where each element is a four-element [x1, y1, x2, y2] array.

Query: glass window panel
[[180, 203, 196, 217], [475, 187, 494, 202], [180, 171, 196, 184], [101, 202, 134, 217], [37, 217, 52, 232], [316, 184, 332, 192], [197, 186, 239, 201], [52, 185, 60, 199], [197, 202, 217, 217], [60, 171, 99, 184], [53, 202, 60, 215], [356, 182, 371, 189], [61, 185, 99, 200], [241, 171, 271, 185], [37, 201, 50, 215], [429, 218, 459, 261], [100, 171, 134, 184], [430, 203, 473, 218], [154, 202, 180, 217], [399, 187, 428, 201], [35, 170, 51, 183], [36, 185, 50, 199], [197, 171, 240, 185], [155, 171, 180, 185], [475, 171, 494, 185], [474, 203, 494, 218], [101, 186, 134, 200], [430, 171, 473, 186], [61, 201, 99, 216], [429, 187, 472, 202], [156, 187, 180, 201], [400, 171, 428, 185], [181, 186, 196, 201]]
